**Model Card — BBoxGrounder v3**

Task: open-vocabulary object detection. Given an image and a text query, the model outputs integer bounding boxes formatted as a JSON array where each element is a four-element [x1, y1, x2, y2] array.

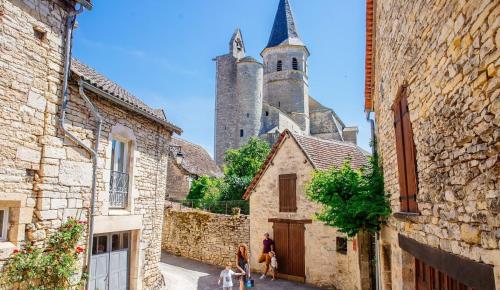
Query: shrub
[[0, 218, 87, 290]]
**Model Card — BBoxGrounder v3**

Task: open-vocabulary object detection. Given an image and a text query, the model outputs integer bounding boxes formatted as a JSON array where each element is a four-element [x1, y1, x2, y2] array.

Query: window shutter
[[393, 99, 409, 212], [401, 94, 418, 213], [279, 174, 297, 212]]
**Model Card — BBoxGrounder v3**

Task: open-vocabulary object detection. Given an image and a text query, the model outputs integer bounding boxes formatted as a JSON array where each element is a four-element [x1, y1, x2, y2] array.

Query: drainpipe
[[59, 4, 102, 287], [366, 111, 381, 290]]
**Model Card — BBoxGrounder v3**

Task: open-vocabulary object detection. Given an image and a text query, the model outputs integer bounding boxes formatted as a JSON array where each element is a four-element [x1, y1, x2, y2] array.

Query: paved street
[[160, 252, 325, 290]]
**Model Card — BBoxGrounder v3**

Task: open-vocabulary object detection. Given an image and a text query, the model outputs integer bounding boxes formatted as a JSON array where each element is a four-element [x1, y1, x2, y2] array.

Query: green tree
[[186, 176, 221, 200], [224, 137, 271, 178], [306, 154, 390, 237]]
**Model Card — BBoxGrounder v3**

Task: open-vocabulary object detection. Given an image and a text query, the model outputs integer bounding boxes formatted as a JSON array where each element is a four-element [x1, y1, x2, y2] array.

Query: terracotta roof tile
[[243, 130, 369, 199]]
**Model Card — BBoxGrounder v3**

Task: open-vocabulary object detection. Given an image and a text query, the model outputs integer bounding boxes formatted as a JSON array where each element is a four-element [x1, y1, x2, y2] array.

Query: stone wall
[[248, 135, 365, 289], [0, 0, 72, 261], [0, 1, 171, 289], [371, 0, 499, 288], [162, 208, 250, 267]]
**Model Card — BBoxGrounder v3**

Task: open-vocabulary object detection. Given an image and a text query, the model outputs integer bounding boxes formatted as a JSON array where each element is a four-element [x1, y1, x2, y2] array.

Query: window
[[265, 111, 269, 116], [336, 237, 347, 254], [240, 129, 244, 137], [393, 85, 418, 213], [33, 27, 46, 41], [246, 113, 250, 118], [277, 60, 283, 71], [292, 58, 298, 70], [0, 208, 8, 241], [110, 139, 129, 208], [279, 174, 297, 212]]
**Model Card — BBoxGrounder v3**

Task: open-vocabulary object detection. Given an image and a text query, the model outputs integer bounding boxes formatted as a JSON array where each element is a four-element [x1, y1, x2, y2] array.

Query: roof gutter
[[79, 81, 183, 135], [58, 4, 99, 289]]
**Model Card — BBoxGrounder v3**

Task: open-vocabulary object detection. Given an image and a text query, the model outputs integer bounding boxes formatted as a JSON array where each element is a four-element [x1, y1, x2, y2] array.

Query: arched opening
[[277, 60, 283, 72], [292, 58, 298, 70]]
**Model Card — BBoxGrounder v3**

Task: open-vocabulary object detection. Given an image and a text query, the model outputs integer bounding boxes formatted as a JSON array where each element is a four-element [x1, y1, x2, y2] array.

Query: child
[[218, 262, 243, 290], [269, 251, 278, 281]]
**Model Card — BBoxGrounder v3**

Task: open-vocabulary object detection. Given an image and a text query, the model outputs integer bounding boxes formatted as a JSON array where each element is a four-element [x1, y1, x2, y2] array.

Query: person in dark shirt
[[258, 233, 274, 279]]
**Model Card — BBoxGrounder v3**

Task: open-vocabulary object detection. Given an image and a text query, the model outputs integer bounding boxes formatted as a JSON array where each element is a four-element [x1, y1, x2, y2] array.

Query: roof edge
[[242, 130, 316, 200], [79, 81, 183, 135]]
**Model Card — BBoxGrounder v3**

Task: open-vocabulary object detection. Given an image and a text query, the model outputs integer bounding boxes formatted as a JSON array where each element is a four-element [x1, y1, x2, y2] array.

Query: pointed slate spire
[[266, 0, 304, 48]]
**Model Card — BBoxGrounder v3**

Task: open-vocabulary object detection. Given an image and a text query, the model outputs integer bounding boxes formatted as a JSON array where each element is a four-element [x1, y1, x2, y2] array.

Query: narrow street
[[160, 253, 325, 290]]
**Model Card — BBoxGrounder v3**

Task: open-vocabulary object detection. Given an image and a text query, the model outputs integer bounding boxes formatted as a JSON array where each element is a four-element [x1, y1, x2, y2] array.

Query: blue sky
[[73, 0, 368, 155]]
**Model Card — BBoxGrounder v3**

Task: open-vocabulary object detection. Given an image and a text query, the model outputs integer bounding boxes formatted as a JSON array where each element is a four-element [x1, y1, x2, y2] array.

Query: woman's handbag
[[245, 278, 255, 288]]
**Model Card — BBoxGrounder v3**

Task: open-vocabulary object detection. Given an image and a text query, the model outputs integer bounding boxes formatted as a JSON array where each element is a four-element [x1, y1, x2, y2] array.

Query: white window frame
[[0, 208, 9, 242], [111, 139, 129, 174]]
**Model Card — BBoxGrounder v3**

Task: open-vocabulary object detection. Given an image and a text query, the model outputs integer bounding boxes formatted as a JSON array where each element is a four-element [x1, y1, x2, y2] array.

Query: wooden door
[[288, 223, 305, 277], [273, 221, 305, 281], [416, 259, 475, 290], [273, 222, 289, 275]]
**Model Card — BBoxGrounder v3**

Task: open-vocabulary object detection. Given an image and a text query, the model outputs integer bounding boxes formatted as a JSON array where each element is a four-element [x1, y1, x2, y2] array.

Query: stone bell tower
[[262, 0, 310, 134]]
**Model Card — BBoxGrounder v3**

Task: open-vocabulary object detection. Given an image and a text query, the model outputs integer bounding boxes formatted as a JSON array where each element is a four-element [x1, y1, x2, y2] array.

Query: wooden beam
[[398, 234, 495, 290], [268, 218, 312, 224]]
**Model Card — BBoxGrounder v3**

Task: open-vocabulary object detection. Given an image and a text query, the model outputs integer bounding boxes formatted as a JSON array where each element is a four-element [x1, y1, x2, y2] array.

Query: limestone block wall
[[162, 208, 250, 267], [0, 0, 72, 261], [371, 0, 500, 288], [248, 136, 364, 289]]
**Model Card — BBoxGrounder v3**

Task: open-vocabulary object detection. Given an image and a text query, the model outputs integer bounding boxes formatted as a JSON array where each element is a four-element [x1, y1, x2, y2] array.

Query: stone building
[[365, 0, 499, 289], [243, 130, 370, 289], [214, 0, 359, 165], [0, 1, 181, 289], [165, 137, 222, 200]]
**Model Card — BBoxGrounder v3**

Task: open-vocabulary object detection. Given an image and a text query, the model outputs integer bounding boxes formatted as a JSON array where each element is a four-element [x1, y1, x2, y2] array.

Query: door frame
[[269, 218, 311, 283], [90, 231, 131, 290]]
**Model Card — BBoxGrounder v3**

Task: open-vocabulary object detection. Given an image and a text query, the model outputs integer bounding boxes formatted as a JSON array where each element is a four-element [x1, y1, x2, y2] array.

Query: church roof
[[266, 0, 304, 48]]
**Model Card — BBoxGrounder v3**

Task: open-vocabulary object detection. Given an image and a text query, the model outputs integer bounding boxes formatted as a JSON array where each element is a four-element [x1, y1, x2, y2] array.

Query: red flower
[[76, 246, 85, 254], [12, 249, 19, 254]]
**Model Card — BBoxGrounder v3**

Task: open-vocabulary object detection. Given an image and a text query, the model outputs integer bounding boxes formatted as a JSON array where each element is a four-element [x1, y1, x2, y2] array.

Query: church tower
[[214, 29, 263, 165], [262, 0, 310, 133]]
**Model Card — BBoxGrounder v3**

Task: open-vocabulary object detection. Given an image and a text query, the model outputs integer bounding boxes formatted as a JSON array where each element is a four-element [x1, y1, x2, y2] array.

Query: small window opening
[[246, 113, 250, 118], [278, 101, 281, 108], [240, 129, 244, 137], [265, 111, 269, 116], [336, 237, 348, 254], [33, 27, 46, 41], [292, 58, 298, 70], [277, 60, 283, 71]]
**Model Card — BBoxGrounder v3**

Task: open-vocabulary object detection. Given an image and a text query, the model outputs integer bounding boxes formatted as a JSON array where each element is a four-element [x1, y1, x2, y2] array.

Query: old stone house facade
[[243, 130, 370, 289], [365, 0, 499, 289], [214, 0, 359, 165], [166, 138, 222, 200], [0, 1, 181, 289]]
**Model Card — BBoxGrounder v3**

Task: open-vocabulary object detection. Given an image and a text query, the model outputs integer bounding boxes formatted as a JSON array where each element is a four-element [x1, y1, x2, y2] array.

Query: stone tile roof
[[294, 134, 368, 170], [243, 130, 369, 199], [71, 59, 182, 134], [266, 0, 304, 48], [77, 0, 93, 10], [171, 138, 223, 178]]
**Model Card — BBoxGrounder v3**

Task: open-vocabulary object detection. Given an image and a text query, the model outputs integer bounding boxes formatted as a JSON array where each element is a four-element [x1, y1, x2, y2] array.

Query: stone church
[[214, 0, 359, 165]]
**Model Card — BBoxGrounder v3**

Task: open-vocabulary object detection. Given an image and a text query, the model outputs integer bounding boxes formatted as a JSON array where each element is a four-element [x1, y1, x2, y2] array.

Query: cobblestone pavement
[[160, 252, 325, 290]]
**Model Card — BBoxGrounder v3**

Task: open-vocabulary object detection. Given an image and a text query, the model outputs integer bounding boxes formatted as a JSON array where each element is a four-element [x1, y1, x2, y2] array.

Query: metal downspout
[[367, 111, 381, 290], [59, 5, 102, 287]]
